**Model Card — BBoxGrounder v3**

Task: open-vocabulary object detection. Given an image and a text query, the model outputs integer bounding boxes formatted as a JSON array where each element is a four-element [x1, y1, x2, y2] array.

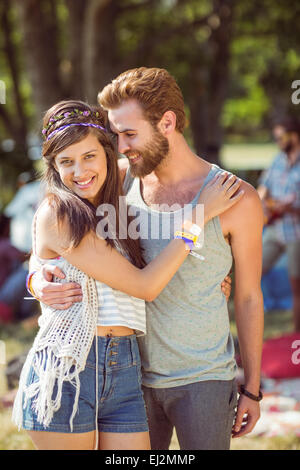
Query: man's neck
[[143, 133, 210, 186]]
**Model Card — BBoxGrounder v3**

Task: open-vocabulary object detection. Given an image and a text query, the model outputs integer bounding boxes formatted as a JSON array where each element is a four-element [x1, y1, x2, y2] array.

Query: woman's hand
[[198, 172, 244, 224]]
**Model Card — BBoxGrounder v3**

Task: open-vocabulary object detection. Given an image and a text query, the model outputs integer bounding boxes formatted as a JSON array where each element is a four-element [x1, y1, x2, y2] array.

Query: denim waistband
[[86, 334, 140, 371]]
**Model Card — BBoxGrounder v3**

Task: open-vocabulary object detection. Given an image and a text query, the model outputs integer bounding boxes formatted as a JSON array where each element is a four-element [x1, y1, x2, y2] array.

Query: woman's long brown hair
[[42, 100, 145, 268]]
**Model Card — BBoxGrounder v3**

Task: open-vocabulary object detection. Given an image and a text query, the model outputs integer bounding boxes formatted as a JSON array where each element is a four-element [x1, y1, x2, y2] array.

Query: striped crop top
[[34, 255, 146, 336]]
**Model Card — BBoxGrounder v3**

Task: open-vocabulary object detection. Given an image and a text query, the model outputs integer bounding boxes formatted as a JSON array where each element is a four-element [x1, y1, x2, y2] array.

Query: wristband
[[174, 235, 194, 251], [240, 385, 263, 402], [26, 271, 39, 300], [174, 228, 205, 259], [189, 251, 205, 261], [184, 222, 202, 237], [174, 231, 198, 244]]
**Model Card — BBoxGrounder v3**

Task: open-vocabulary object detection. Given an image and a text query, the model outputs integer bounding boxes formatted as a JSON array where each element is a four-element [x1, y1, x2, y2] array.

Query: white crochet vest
[[12, 209, 99, 432]]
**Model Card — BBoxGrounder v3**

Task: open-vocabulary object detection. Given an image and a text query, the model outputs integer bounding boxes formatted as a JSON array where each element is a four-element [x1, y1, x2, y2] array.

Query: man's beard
[[282, 139, 294, 154], [126, 129, 169, 178]]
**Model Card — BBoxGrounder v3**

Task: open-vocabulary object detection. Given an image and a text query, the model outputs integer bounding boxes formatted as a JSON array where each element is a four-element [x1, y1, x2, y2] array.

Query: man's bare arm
[[30, 255, 83, 309], [226, 183, 264, 438]]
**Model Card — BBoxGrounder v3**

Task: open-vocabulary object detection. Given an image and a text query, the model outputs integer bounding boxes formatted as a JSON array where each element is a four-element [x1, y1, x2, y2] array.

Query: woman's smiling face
[[54, 132, 108, 206]]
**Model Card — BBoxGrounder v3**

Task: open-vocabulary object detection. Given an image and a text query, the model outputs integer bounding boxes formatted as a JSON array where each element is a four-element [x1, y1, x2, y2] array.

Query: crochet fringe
[[12, 263, 99, 431]]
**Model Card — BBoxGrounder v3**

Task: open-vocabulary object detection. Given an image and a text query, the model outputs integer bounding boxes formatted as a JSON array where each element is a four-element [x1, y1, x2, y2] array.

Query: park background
[[0, 0, 300, 450]]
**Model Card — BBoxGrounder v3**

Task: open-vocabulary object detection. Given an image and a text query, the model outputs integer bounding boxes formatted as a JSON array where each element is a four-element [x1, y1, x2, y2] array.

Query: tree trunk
[[0, 0, 28, 152], [65, 0, 88, 100], [188, 0, 235, 164], [83, 0, 122, 103], [16, 0, 64, 117]]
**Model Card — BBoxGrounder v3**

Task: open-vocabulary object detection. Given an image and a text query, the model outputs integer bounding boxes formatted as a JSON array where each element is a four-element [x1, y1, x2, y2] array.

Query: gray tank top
[[124, 163, 236, 388]]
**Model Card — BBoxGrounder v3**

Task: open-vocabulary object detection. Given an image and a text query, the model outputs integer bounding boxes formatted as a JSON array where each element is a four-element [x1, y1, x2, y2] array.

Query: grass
[[0, 308, 299, 450], [0, 320, 37, 450], [169, 430, 300, 451], [230, 434, 300, 451], [0, 408, 35, 450], [220, 142, 277, 170]]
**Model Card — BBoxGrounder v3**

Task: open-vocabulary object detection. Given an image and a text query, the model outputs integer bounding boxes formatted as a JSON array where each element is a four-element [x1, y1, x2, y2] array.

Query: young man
[[30, 68, 264, 450], [257, 117, 300, 332]]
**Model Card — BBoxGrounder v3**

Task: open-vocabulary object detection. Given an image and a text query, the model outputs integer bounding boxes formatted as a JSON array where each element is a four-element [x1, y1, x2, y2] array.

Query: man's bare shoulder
[[220, 180, 264, 233], [234, 181, 263, 216], [118, 157, 129, 185]]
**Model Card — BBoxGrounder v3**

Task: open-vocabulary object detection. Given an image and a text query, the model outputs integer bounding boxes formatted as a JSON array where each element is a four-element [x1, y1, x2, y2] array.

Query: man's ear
[[157, 110, 177, 136]]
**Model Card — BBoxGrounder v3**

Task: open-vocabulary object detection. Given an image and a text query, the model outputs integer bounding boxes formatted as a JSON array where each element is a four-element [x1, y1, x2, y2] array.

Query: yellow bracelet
[[174, 231, 198, 244], [28, 273, 39, 300]]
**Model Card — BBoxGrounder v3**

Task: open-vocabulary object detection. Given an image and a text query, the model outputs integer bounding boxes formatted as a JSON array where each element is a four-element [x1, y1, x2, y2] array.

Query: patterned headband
[[42, 108, 107, 140], [45, 123, 107, 141]]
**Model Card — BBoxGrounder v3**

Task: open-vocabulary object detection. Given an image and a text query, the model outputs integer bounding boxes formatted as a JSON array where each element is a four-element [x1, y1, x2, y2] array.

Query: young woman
[[12, 100, 243, 450]]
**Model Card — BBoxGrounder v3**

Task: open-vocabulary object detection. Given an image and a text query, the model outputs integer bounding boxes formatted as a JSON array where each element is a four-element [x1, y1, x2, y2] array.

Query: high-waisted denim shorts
[[22, 335, 149, 433]]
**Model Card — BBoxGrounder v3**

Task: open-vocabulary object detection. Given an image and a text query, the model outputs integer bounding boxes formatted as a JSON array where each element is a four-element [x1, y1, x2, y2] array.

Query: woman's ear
[[52, 158, 58, 172]]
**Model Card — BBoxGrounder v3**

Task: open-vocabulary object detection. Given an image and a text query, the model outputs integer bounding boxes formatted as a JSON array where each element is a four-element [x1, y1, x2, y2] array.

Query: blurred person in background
[[0, 173, 43, 322], [4, 172, 43, 255], [0, 213, 25, 323], [257, 117, 300, 332], [0, 214, 22, 287]]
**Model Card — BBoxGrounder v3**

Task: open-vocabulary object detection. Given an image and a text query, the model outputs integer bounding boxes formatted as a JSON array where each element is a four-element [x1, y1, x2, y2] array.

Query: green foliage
[[223, 82, 270, 133], [223, 1, 300, 137], [0, 0, 299, 201]]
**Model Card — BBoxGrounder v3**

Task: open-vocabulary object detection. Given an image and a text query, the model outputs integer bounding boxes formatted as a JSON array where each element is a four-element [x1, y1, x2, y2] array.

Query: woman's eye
[[61, 160, 71, 165], [126, 133, 135, 138], [85, 154, 95, 159]]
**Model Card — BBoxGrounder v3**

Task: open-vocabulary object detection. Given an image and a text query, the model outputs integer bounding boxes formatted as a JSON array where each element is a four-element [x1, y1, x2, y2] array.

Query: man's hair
[[274, 116, 300, 138], [98, 67, 186, 133]]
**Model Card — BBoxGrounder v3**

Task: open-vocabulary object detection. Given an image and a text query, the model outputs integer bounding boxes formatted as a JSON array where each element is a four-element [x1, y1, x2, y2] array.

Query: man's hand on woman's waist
[[31, 265, 83, 309]]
